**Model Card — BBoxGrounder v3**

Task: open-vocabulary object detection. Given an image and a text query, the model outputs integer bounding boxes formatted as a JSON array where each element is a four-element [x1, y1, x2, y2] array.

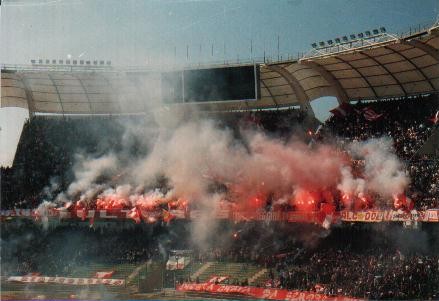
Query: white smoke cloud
[[67, 153, 119, 199], [56, 121, 411, 211], [338, 166, 366, 197], [349, 137, 410, 199], [44, 115, 411, 245]]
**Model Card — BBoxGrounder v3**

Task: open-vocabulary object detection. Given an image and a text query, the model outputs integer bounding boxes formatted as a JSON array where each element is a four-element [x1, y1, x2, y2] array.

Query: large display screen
[[161, 64, 259, 104]]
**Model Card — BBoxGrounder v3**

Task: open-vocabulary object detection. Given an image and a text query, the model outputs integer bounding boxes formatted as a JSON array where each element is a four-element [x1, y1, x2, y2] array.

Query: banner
[[94, 271, 114, 279], [166, 256, 190, 270], [232, 211, 290, 222], [7, 276, 125, 286], [207, 276, 230, 284], [1, 209, 36, 217], [2, 208, 439, 223], [177, 283, 361, 301], [340, 210, 439, 222]]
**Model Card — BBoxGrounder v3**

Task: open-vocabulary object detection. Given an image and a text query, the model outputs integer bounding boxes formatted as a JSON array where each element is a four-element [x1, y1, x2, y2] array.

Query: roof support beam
[[266, 64, 315, 117], [384, 45, 435, 91], [260, 79, 279, 108], [359, 51, 408, 97], [402, 39, 439, 62], [336, 57, 379, 99], [17, 74, 36, 118], [300, 60, 349, 104], [75, 75, 94, 114], [47, 73, 65, 115]]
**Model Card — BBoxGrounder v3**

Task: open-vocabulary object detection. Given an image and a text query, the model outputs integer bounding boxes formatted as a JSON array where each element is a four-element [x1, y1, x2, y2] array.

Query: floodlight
[[311, 43, 317, 48], [319, 41, 325, 47], [373, 29, 379, 35], [365, 31, 371, 36], [358, 33, 364, 38], [335, 38, 341, 43], [343, 36, 349, 42], [380, 27, 386, 33], [327, 40, 333, 45], [349, 34, 356, 40]]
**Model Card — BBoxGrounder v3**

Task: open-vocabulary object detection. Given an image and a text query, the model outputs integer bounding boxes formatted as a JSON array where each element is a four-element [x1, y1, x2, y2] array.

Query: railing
[[397, 20, 435, 39], [0, 53, 303, 73]]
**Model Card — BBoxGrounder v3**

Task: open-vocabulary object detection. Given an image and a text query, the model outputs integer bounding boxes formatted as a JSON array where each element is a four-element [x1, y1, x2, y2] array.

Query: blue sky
[[1, 0, 438, 166], [2, 0, 437, 65]]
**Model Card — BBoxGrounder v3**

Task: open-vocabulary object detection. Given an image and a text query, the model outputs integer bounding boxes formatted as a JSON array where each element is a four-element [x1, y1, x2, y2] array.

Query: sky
[[1, 0, 438, 166]]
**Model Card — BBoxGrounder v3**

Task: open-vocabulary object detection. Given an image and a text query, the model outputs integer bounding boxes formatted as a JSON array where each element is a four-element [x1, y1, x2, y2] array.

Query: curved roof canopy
[[2, 26, 439, 114]]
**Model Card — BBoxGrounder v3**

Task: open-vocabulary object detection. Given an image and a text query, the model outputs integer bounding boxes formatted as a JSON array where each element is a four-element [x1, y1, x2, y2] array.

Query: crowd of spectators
[[322, 94, 439, 209], [268, 247, 439, 300], [408, 157, 439, 209], [1, 220, 168, 277], [1, 115, 151, 210], [208, 107, 309, 137], [182, 223, 439, 300], [323, 94, 437, 159]]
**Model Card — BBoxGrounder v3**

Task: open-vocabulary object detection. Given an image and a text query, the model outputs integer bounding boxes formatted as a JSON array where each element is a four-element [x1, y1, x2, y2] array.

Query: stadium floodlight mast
[[302, 26, 398, 60], [28, 58, 112, 72], [30, 59, 111, 66]]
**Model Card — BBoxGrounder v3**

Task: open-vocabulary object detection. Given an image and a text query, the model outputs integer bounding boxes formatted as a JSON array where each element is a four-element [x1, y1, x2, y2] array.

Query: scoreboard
[[161, 64, 260, 104]]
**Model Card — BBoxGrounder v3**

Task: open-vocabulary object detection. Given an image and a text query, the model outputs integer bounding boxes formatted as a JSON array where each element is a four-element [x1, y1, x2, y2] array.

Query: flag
[[315, 284, 325, 293], [207, 276, 229, 284], [329, 102, 354, 118], [162, 209, 175, 223], [429, 111, 439, 124], [128, 207, 141, 224], [94, 271, 114, 279], [362, 107, 383, 121], [396, 250, 405, 261], [25, 272, 41, 277]]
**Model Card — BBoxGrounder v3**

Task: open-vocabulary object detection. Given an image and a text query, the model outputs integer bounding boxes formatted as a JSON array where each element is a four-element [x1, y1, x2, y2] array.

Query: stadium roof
[[1, 25, 439, 115]]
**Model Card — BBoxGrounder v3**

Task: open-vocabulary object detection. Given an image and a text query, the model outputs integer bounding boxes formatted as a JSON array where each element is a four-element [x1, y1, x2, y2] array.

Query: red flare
[[393, 194, 414, 212]]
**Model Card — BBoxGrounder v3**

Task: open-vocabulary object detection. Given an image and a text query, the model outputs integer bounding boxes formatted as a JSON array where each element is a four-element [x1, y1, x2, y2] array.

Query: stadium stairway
[[190, 262, 213, 280], [126, 261, 148, 285], [248, 267, 268, 285]]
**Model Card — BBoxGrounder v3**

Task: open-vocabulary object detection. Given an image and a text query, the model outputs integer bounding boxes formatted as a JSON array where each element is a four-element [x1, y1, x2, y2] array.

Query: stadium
[[1, 1, 439, 300]]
